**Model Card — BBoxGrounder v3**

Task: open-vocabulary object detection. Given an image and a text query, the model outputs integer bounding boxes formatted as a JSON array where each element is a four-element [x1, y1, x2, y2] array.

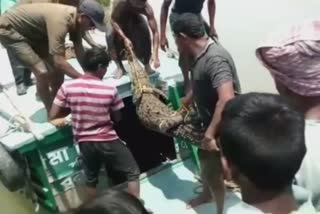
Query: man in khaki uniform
[[0, 0, 106, 112], [18, 0, 105, 51]]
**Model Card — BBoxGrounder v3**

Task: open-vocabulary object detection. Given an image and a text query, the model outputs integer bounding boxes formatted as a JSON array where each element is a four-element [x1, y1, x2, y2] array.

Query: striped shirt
[[53, 73, 124, 143]]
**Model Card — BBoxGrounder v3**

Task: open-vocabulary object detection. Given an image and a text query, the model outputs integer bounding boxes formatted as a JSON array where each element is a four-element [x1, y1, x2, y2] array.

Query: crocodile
[[125, 46, 205, 147]]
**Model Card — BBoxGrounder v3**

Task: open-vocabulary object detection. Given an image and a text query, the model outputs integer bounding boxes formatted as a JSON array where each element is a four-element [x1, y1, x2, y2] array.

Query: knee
[[33, 64, 49, 79]]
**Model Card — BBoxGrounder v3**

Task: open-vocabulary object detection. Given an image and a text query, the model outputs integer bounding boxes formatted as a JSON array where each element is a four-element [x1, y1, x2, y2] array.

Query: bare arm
[[160, 0, 172, 51], [53, 55, 81, 79], [49, 103, 71, 127], [207, 0, 217, 37], [111, 3, 129, 42], [145, 3, 160, 67], [206, 81, 235, 139], [111, 110, 122, 124]]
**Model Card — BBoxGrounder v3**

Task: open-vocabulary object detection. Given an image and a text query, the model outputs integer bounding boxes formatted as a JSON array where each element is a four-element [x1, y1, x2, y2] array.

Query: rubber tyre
[[0, 143, 24, 192]]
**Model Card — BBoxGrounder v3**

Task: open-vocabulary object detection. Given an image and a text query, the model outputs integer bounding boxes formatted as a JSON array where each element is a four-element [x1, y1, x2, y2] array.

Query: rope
[[0, 84, 44, 141]]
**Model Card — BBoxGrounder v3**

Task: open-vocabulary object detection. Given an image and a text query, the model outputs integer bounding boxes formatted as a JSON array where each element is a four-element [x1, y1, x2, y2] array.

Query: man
[[172, 13, 240, 213], [49, 48, 141, 202], [108, 0, 160, 79], [220, 93, 316, 213], [256, 19, 320, 211], [74, 190, 149, 214], [0, 0, 106, 112], [18, 0, 106, 52], [160, 0, 217, 95], [0, 0, 33, 96]]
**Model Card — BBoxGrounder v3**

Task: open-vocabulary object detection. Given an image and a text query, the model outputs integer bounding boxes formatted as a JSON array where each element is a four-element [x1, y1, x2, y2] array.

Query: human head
[[128, 0, 147, 9], [82, 48, 111, 78], [220, 93, 306, 193], [74, 190, 149, 214], [78, 0, 106, 32], [171, 13, 206, 54], [256, 19, 320, 107]]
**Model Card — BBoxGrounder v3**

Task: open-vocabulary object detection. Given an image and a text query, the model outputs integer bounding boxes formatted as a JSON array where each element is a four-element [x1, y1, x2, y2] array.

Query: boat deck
[[0, 45, 181, 151], [0, 158, 241, 214], [140, 159, 241, 214]]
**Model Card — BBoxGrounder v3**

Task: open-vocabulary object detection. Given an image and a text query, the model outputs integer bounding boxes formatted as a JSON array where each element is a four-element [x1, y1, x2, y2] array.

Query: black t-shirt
[[172, 0, 205, 14]]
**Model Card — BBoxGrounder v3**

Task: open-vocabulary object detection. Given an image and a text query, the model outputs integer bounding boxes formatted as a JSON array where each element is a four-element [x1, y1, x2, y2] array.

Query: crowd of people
[[0, 0, 319, 213]]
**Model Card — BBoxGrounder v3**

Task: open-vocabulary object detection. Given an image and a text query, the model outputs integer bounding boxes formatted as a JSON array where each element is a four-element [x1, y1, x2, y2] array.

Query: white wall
[[149, 0, 320, 93]]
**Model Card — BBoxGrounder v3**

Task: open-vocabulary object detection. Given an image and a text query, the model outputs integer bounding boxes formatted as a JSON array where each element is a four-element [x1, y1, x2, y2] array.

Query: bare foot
[[145, 65, 155, 75], [114, 67, 125, 79], [186, 192, 212, 209]]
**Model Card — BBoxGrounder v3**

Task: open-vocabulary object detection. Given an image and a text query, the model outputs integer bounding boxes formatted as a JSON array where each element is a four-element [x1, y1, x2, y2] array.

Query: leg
[[106, 30, 126, 79], [201, 150, 225, 214], [187, 149, 212, 208], [4, 41, 52, 111], [31, 61, 52, 112], [79, 142, 102, 202], [6, 48, 27, 95], [102, 139, 140, 198], [126, 15, 153, 75], [46, 59, 64, 97], [23, 69, 34, 87]]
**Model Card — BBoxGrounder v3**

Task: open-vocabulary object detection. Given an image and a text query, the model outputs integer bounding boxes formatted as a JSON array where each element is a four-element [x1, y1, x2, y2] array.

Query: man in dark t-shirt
[[160, 0, 216, 95], [172, 13, 241, 214]]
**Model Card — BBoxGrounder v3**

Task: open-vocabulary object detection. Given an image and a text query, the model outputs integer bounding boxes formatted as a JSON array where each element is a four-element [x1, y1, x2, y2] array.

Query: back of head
[[171, 13, 206, 39], [220, 93, 306, 191], [82, 48, 111, 73], [74, 190, 149, 214]]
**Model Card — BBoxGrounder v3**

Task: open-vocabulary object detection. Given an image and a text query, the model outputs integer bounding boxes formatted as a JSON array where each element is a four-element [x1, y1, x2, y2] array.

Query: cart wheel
[[0, 143, 24, 191]]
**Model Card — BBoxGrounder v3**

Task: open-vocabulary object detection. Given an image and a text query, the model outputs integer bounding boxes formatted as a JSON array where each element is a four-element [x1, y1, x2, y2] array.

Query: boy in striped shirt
[[49, 48, 140, 200]]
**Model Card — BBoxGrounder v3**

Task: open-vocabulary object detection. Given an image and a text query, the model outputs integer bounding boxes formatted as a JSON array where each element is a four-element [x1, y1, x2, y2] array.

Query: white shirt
[[226, 186, 316, 214], [296, 120, 320, 211]]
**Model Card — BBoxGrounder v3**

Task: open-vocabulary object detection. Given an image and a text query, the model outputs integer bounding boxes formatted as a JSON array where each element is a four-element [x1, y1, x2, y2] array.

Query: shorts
[[105, 14, 151, 64], [79, 139, 140, 188]]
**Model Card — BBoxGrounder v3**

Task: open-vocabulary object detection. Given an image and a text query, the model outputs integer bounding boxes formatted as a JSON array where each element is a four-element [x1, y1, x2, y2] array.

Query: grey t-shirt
[[172, 0, 205, 14], [191, 39, 241, 126]]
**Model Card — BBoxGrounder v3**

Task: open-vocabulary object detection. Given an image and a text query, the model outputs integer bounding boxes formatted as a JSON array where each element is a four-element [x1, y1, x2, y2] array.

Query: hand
[[202, 132, 219, 151], [124, 38, 133, 49], [152, 55, 160, 69], [160, 36, 169, 51], [180, 95, 192, 108], [209, 27, 218, 38], [50, 118, 67, 128]]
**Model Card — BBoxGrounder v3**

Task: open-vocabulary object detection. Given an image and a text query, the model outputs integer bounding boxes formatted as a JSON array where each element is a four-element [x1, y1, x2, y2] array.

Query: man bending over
[[0, 0, 106, 112], [107, 0, 160, 78]]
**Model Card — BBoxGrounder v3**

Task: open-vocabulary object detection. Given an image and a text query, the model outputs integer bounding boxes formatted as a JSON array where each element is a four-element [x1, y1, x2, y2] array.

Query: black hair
[[82, 48, 111, 72], [171, 13, 206, 39], [74, 190, 149, 214], [220, 93, 306, 191]]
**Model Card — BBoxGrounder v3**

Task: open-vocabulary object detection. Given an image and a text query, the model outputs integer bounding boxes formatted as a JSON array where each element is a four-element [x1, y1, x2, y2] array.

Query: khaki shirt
[[2, 3, 78, 55]]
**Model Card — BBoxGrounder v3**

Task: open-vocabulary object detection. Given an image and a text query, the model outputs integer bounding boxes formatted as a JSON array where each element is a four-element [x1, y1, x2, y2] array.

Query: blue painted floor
[[140, 159, 241, 214]]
